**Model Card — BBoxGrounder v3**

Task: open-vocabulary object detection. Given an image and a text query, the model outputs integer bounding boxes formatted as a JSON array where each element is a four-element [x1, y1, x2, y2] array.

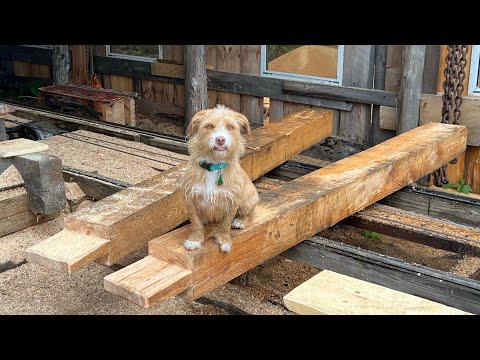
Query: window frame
[[468, 45, 480, 95], [105, 45, 163, 62], [21, 45, 53, 49], [260, 45, 344, 85]]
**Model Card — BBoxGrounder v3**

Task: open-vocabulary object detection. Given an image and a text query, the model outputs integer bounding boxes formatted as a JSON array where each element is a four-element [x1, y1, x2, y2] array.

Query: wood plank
[[283, 270, 470, 315], [0, 209, 58, 237], [240, 45, 263, 128], [283, 236, 480, 314], [71, 45, 89, 85], [151, 61, 185, 79], [0, 138, 48, 158], [25, 229, 111, 274], [0, 45, 52, 65], [268, 99, 284, 122], [205, 45, 218, 108], [104, 256, 192, 308], [123, 98, 136, 127], [283, 80, 398, 107], [381, 186, 480, 228], [338, 45, 376, 146], [116, 122, 469, 305], [216, 45, 241, 112], [379, 94, 480, 146], [422, 45, 441, 94], [94, 55, 352, 111], [466, 146, 480, 193], [28, 109, 333, 270], [397, 45, 426, 134], [162, 45, 184, 64], [0, 193, 28, 220], [110, 75, 133, 92], [102, 101, 125, 124]]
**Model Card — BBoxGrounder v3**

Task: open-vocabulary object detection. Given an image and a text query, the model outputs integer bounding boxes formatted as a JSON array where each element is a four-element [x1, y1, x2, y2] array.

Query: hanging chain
[[432, 45, 468, 187]]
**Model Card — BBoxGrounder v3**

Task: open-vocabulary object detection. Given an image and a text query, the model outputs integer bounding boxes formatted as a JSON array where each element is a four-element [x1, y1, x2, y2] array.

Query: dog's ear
[[234, 112, 251, 136], [186, 110, 207, 138]]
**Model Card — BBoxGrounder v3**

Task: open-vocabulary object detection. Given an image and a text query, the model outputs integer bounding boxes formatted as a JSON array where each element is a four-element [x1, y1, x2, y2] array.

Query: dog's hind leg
[[214, 206, 238, 253], [232, 195, 258, 230], [184, 202, 206, 251]]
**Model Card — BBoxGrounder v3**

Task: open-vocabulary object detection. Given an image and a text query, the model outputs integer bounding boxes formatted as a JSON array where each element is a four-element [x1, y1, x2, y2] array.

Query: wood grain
[[111, 122, 467, 306], [379, 94, 480, 146], [27, 109, 333, 270], [283, 270, 470, 315], [240, 45, 263, 127], [216, 45, 241, 111], [0, 138, 48, 158], [437, 45, 472, 94], [466, 146, 480, 193]]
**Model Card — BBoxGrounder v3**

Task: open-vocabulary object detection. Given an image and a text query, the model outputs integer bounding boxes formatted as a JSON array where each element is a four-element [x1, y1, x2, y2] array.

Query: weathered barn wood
[[104, 123, 467, 307], [52, 45, 70, 85], [26, 109, 333, 272], [184, 46, 208, 128]]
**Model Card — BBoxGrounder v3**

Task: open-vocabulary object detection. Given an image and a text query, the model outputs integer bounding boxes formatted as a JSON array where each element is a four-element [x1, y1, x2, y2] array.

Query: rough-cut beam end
[[103, 256, 192, 308], [25, 229, 111, 274]]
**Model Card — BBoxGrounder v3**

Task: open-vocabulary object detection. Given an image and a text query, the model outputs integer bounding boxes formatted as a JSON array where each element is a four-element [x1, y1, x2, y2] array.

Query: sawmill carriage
[[0, 45, 478, 315]]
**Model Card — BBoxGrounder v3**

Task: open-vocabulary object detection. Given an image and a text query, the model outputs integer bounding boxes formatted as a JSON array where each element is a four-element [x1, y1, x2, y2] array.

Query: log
[[283, 270, 470, 315], [52, 45, 71, 85], [397, 45, 426, 134], [104, 122, 467, 307], [185, 46, 208, 129], [26, 109, 333, 270], [0, 138, 48, 158]]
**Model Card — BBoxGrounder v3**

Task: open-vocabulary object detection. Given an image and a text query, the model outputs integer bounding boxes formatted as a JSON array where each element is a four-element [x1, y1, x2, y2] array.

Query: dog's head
[[186, 105, 251, 162]]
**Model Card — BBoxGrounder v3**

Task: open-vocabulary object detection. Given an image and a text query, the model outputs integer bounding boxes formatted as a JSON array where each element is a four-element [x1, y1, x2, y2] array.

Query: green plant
[[442, 178, 472, 194], [363, 230, 381, 240]]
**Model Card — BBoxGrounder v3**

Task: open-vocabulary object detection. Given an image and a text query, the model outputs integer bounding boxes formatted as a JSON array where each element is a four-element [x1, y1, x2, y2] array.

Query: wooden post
[[52, 45, 71, 85], [184, 45, 208, 129], [372, 45, 394, 145], [397, 45, 426, 135], [71, 45, 89, 85], [240, 45, 263, 128]]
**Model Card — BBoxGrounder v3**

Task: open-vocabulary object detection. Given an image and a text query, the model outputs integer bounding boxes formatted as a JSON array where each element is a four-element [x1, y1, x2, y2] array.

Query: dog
[[181, 105, 259, 253]]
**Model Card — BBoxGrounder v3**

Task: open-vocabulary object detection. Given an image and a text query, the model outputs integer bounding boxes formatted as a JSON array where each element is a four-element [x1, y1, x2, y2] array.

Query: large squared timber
[[26, 109, 333, 272], [104, 123, 467, 308]]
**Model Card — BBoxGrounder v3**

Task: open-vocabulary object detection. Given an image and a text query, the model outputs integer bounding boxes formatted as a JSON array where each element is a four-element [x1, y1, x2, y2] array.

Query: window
[[22, 45, 53, 49], [106, 45, 163, 62], [468, 45, 480, 95], [261, 45, 344, 84]]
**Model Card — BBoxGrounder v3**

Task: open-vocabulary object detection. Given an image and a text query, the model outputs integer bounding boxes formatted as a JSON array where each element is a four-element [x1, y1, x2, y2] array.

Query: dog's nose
[[215, 136, 226, 145]]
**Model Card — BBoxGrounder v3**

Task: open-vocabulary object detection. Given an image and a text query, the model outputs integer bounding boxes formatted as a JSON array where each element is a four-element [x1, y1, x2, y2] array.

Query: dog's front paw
[[220, 243, 231, 253], [184, 239, 202, 251], [231, 218, 245, 229]]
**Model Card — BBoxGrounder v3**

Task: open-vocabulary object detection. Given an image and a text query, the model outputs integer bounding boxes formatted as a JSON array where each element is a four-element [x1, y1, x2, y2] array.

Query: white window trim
[[468, 45, 480, 95], [260, 45, 344, 85], [105, 45, 163, 62]]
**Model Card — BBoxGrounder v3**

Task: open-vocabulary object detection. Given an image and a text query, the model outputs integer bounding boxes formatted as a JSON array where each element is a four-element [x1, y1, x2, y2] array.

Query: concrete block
[[13, 153, 66, 214]]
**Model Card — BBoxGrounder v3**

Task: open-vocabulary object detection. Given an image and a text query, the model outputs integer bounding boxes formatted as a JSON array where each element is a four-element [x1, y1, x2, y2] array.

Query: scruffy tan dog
[[181, 105, 259, 253]]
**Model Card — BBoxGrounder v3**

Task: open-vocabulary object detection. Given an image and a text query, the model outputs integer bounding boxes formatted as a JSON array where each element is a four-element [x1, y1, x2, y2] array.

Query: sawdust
[[0, 163, 24, 189], [41, 130, 187, 184]]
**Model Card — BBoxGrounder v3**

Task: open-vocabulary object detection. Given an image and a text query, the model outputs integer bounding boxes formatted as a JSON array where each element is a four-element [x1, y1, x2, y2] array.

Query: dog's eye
[[204, 124, 214, 129], [226, 124, 235, 130]]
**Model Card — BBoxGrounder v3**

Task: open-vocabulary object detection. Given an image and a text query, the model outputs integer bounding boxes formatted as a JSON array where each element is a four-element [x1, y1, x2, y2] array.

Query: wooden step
[[0, 138, 48, 158], [25, 229, 110, 274], [104, 256, 192, 308], [283, 270, 471, 315], [105, 122, 467, 307]]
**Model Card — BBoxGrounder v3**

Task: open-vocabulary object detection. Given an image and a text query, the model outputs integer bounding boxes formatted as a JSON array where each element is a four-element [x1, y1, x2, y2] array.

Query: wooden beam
[[184, 46, 208, 129], [397, 45, 426, 134], [70, 45, 89, 85], [372, 44, 395, 145], [282, 80, 398, 107], [52, 45, 71, 85], [380, 94, 480, 146], [93, 56, 353, 111], [283, 236, 480, 314], [283, 270, 470, 315], [104, 122, 467, 307], [240, 45, 263, 127], [26, 109, 333, 271]]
